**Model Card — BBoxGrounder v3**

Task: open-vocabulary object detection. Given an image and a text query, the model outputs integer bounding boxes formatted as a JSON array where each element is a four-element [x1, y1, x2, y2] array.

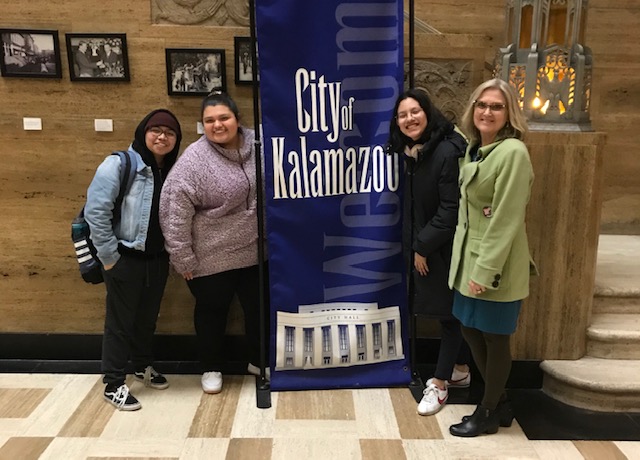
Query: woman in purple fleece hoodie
[[160, 92, 267, 394]]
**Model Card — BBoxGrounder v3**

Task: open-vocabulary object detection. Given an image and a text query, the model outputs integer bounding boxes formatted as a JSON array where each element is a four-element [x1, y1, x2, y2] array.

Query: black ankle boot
[[450, 405, 500, 437], [461, 399, 514, 427], [496, 399, 514, 427]]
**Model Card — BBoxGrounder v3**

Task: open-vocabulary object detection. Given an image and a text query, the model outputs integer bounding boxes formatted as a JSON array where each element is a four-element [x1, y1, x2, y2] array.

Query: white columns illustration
[[275, 302, 404, 371]]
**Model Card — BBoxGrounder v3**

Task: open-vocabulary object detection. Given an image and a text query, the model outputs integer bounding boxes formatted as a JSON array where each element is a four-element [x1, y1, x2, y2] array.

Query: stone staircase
[[540, 235, 640, 412]]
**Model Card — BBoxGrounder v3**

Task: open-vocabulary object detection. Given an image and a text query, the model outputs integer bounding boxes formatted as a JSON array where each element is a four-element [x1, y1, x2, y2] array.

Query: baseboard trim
[[0, 333, 542, 388]]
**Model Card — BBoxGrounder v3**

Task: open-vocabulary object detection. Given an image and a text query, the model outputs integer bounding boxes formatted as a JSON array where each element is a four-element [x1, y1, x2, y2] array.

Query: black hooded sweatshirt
[[128, 109, 182, 256]]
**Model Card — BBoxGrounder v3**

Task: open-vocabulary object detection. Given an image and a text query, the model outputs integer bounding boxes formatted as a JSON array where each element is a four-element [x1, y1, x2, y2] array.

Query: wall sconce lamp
[[495, 0, 592, 130]]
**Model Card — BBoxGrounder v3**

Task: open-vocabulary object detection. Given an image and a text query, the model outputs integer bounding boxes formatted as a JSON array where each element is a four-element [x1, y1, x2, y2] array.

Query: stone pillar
[[513, 131, 606, 359]]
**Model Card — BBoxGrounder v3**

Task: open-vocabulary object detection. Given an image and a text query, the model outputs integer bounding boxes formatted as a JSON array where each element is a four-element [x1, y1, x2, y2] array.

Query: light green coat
[[448, 138, 537, 302]]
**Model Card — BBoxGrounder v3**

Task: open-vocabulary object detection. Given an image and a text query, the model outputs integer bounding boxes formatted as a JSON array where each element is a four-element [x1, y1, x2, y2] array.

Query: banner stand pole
[[406, 0, 425, 404], [407, 167, 424, 403], [249, 0, 271, 409]]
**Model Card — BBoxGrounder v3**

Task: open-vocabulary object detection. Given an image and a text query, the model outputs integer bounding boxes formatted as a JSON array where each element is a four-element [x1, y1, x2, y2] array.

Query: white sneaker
[[417, 382, 448, 416], [103, 384, 141, 411], [201, 371, 223, 394], [247, 363, 271, 381], [426, 369, 471, 389], [449, 368, 471, 388]]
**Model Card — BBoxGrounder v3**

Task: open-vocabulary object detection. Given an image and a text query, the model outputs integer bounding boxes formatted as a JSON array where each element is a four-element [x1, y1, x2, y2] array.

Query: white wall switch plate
[[23, 117, 43, 130]]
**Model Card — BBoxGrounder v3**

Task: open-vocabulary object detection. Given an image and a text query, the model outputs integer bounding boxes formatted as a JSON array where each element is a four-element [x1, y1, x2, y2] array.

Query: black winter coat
[[404, 127, 467, 318]]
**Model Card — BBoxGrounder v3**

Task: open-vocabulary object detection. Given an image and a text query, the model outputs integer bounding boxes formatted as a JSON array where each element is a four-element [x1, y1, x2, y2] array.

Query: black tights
[[461, 325, 511, 409], [433, 319, 470, 381]]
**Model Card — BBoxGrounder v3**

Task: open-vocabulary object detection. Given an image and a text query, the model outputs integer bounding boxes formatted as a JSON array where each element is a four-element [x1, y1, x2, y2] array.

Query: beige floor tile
[[0, 436, 53, 460], [226, 438, 272, 460], [360, 439, 406, 460], [0, 371, 632, 460], [443, 439, 542, 459], [614, 441, 640, 460], [188, 375, 243, 438], [352, 388, 401, 439], [0, 418, 26, 437], [88, 438, 185, 458], [529, 440, 585, 459], [230, 376, 278, 438], [39, 437, 96, 460], [0, 388, 50, 418], [573, 440, 628, 460], [179, 439, 230, 460], [86, 457, 178, 460], [433, 403, 473, 440], [402, 439, 456, 460], [271, 419, 359, 439], [58, 378, 117, 437], [23, 374, 100, 437], [271, 437, 361, 460], [276, 388, 355, 420], [389, 388, 442, 440], [103, 375, 203, 441], [0, 373, 65, 388]]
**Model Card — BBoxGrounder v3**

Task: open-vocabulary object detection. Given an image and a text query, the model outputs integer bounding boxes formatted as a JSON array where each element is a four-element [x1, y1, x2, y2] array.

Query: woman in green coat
[[448, 78, 537, 437]]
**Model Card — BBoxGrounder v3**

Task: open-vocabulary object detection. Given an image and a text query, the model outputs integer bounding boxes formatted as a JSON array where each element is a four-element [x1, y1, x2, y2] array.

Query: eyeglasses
[[396, 108, 423, 121], [474, 101, 506, 112], [148, 127, 177, 139]]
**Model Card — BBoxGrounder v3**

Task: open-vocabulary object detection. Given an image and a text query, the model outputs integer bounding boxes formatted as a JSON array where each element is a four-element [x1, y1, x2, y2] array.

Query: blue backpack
[[72, 151, 136, 284]]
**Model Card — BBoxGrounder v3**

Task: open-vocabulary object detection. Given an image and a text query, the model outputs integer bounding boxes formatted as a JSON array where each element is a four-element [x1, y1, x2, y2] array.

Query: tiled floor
[[0, 372, 638, 459]]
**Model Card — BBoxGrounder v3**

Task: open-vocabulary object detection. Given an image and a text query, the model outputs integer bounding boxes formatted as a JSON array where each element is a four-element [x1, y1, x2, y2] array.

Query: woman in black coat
[[388, 88, 469, 416]]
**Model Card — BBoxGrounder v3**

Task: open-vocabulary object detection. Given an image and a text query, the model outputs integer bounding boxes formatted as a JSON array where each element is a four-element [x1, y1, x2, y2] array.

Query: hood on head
[[132, 109, 182, 170]]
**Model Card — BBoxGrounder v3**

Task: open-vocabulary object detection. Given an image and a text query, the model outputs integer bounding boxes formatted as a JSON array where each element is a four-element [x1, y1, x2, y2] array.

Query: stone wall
[[0, 1, 637, 351]]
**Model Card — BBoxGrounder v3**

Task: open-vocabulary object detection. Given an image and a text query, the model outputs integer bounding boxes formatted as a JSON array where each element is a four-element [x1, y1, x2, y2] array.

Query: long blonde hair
[[460, 78, 528, 145]]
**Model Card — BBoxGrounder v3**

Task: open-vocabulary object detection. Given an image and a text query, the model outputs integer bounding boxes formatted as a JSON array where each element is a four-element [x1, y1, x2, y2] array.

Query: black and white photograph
[[166, 48, 226, 96], [234, 36, 257, 85], [65, 33, 129, 81], [0, 29, 62, 78]]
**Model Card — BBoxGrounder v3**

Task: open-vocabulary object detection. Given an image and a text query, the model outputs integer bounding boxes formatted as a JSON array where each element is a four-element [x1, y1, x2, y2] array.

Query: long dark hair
[[387, 88, 453, 154], [200, 91, 240, 121]]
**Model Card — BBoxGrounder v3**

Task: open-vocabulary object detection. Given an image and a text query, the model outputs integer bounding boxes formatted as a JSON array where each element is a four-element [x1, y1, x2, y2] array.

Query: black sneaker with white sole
[[134, 366, 170, 390], [104, 384, 141, 411]]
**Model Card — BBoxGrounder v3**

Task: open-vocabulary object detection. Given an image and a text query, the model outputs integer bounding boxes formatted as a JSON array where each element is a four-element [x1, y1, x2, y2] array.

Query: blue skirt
[[452, 290, 522, 335]]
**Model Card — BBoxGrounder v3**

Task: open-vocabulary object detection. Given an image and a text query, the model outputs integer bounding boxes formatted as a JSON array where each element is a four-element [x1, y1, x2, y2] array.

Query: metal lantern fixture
[[495, 0, 592, 130]]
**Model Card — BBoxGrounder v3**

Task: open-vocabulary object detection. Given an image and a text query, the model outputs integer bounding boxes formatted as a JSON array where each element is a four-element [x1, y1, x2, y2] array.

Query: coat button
[[494, 274, 501, 281], [492, 281, 499, 288]]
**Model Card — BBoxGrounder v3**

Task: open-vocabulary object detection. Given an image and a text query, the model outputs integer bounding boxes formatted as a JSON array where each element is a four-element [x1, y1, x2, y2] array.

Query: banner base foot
[[255, 377, 271, 409]]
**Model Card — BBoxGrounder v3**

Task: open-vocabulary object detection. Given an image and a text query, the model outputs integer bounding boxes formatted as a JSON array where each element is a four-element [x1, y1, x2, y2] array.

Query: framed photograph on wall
[[65, 33, 129, 81], [166, 48, 226, 96], [0, 28, 62, 78], [234, 36, 257, 85]]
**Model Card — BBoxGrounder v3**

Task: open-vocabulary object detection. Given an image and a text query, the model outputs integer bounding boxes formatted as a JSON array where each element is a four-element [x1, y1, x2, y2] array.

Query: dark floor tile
[[509, 389, 640, 441]]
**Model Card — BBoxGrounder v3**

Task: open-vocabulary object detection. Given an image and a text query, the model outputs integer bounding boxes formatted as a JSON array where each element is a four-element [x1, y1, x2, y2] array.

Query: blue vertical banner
[[256, 0, 409, 390]]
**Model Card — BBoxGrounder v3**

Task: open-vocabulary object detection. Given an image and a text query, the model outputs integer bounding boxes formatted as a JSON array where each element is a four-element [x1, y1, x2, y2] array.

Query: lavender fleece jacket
[[159, 128, 259, 278]]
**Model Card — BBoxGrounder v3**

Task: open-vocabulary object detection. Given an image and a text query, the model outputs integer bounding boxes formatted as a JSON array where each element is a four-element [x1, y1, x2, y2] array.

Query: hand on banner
[[182, 271, 194, 281], [414, 253, 429, 276]]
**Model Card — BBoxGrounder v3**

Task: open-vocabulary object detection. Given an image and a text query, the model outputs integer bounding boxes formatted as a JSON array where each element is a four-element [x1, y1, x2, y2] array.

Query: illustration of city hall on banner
[[275, 302, 404, 371]]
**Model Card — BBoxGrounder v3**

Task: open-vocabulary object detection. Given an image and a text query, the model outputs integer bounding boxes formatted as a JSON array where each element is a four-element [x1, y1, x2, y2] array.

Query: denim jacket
[[85, 146, 155, 267]]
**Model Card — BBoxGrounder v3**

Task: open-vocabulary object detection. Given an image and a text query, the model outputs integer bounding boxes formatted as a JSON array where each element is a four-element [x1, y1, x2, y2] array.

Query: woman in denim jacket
[[85, 109, 182, 411]]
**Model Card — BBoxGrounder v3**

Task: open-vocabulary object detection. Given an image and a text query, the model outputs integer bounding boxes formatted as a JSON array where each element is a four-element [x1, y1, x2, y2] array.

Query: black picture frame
[[165, 48, 226, 96], [65, 33, 129, 81], [0, 28, 62, 79], [234, 36, 257, 85]]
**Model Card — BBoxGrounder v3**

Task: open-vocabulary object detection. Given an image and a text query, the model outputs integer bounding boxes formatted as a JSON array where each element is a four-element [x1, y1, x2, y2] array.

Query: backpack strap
[[111, 150, 136, 224]]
